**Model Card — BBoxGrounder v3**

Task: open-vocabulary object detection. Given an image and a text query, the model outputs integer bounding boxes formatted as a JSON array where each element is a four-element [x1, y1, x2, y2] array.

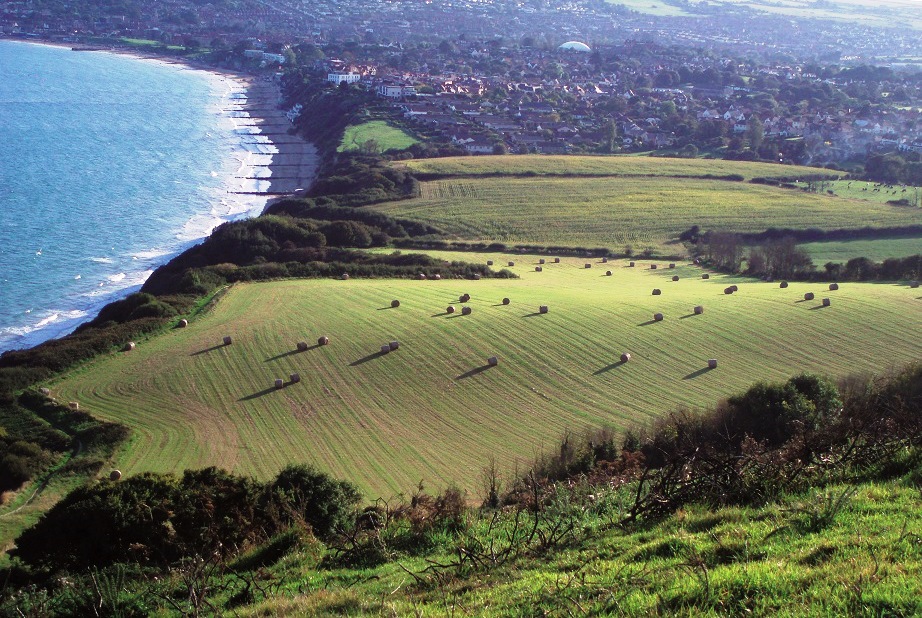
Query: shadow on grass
[[637, 319, 658, 326], [376, 306, 398, 311], [522, 312, 544, 318], [809, 304, 830, 310], [190, 344, 227, 356], [265, 345, 321, 362], [239, 386, 281, 401], [349, 350, 388, 366], [683, 367, 714, 380], [431, 311, 451, 317], [679, 313, 698, 319], [593, 360, 627, 375], [456, 364, 492, 380]]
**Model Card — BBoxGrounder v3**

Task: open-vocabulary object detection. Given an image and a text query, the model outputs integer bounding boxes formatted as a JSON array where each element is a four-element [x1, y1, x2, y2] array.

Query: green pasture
[[371, 174, 922, 252], [792, 179, 922, 206], [712, 0, 922, 29], [801, 237, 922, 264], [338, 120, 419, 153], [402, 154, 839, 180], [50, 253, 922, 499]]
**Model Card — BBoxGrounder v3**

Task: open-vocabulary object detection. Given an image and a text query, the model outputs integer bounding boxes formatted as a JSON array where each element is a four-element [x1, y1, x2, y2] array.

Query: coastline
[[0, 39, 319, 353]]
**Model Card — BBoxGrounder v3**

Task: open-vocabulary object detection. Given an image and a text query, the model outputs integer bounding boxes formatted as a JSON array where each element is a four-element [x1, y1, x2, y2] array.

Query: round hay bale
[[650, 264, 658, 270], [433, 274, 441, 280], [123, 341, 136, 352], [535, 266, 542, 272], [472, 274, 481, 280], [724, 287, 734, 295], [418, 273, 427, 280], [539, 305, 549, 314], [487, 356, 499, 366], [502, 297, 510, 305], [391, 299, 400, 308], [730, 285, 738, 292], [297, 341, 309, 352], [829, 283, 839, 291], [223, 336, 233, 346], [653, 312, 664, 321], [554, 257, 561, 263], [585, 263, 592, 269], [68, 401, 79, 411], [341, 273, 350, 280], [381, 344, 391, 354], [652, 289, 662, 295], [487, 260, 494, 266], [539, 258, 546, 264], [109, 470, 122, 482], [508, 261, 515, 267], [389, 341, 400, 351], [910, 280, 919, 288], [629, 261, 635, 267], [290, 373, 301, 383], [606, 270, 612, 276], [39, 387, 50, 396], [822, 298, 831, 307], [620, 352, 631, 363], [702, 274, 710, 279], [804, 292, 815, 301], [672, 275, 679, 282], [275, 378, 284, 389], [318, 336, 330, 346], [177, 319, 188, 328], [669, 263, 676, 269], [459, 293, 471, 302], [780, 281, 789, 288], [461, 306, 472, 315], [446, 305, 456, 314], [694, 305, 704, 314], [602, 257, 609, 263], [708, 359, 718, 369]]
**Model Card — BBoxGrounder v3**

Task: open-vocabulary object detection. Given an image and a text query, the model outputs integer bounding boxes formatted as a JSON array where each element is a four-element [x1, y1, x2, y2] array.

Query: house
[[328, 72, 361, 85]]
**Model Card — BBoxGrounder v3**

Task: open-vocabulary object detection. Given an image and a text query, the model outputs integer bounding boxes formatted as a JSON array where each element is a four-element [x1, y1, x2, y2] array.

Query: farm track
[[52, 254, 921, 499]]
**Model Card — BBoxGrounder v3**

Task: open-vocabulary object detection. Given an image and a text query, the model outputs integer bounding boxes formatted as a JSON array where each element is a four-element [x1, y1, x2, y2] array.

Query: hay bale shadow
[[431, 311, 451, 317], [456, 364, 493, 380], [376, 306, 397, 311], [238, 386, 281, 401], [637, 319, 658, 326], [678, 313, 698, 319], [190, 344, 226, 356], [349, 350, 388, 366], [683, 367, 714, 380], [522, 312, 544, 318], [795, 299, 810, 303], [593, 360, 627, 375], [808, 304, 829, 310]]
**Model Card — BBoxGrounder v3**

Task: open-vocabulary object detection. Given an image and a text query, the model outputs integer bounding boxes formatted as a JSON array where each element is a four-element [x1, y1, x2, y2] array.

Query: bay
[[0, 40, 271, 352]]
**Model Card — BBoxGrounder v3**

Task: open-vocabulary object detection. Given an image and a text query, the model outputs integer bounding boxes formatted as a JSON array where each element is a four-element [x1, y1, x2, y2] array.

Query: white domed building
[[558, 41, 591, 52]]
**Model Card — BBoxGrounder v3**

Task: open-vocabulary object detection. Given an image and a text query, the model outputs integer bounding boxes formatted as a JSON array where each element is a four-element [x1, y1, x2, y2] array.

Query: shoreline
[[0, 39, 319, 353]]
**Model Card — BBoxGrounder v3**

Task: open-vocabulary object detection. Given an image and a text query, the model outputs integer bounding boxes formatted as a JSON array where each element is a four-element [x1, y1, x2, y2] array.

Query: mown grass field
[[50, 253, 921, 499], [401, 154, 840, 179], [371, 175, 922, 252], [338, 120, 419, 153]]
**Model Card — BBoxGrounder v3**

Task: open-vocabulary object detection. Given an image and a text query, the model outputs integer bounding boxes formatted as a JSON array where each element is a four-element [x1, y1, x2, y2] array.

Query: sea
[[0, 39, 275, 353]]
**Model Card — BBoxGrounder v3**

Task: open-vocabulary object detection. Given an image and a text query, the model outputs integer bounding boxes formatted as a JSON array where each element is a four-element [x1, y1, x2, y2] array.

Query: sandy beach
[[230, 77, 320, 198]]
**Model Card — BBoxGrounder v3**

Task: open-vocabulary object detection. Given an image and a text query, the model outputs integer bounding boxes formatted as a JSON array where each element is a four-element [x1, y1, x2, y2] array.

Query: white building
[[328, 72, 361, 85]]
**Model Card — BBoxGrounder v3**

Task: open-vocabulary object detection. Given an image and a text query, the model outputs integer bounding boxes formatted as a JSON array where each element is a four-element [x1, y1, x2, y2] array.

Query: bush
[[269, 464, 362, 540]]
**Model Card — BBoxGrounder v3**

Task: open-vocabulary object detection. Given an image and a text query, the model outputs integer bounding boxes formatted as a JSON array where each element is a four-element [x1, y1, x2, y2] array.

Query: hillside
[[49, 252, 921, 499]]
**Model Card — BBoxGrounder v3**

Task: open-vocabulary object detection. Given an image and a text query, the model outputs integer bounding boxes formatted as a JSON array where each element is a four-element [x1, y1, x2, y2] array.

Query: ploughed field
[[371, 156, 920, 253], [50, 253, 921, 499]]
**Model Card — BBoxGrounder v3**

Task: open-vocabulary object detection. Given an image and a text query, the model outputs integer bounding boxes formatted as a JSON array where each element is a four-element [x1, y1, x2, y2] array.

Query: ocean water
[[0, 40, 274, 352]]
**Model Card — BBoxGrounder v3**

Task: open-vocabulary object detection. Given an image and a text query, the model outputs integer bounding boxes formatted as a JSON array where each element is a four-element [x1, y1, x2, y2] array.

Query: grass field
[[713, 0, 922, 30], [50, 252, 922, 499], [372, 177, 922, 252], [338, 120, 419, 153], [792, 179, 922, 206], [802, 238, 922, 264], [402, 154, 840, 180]]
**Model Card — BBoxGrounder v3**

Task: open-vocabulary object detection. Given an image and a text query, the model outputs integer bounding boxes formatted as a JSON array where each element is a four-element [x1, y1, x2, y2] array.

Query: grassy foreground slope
[[373, 157, 921, 252], [51, 253, 921, 498]]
